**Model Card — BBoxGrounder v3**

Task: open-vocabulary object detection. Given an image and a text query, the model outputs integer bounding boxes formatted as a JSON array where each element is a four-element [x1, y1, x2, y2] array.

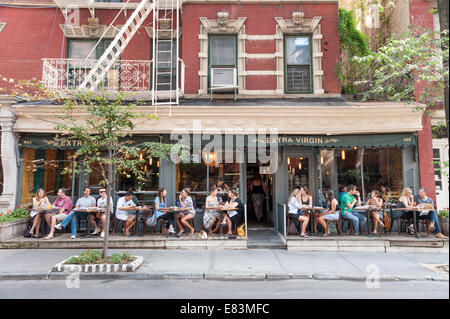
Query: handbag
[[382, 208, 391, 230], [146, 213, 157, 227], [237, 223, 246, 237]]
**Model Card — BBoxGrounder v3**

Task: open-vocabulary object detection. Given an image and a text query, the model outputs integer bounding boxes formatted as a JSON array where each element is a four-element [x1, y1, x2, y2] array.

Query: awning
[[18, 134, 160, 150]]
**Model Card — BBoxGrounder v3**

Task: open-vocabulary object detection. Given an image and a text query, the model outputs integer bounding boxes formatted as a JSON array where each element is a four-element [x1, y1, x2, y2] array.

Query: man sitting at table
[[54, 187, 97, 239], [340, 184, 366, 236], [115, 191, 137, 237], [416, 187, 447, 239], [96, 188, 113, 238], [43, 188, 73, 240]]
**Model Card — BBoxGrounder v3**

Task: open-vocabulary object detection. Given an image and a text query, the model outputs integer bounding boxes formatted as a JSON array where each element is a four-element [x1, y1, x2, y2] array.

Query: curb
[[0, 272, 447, 282]]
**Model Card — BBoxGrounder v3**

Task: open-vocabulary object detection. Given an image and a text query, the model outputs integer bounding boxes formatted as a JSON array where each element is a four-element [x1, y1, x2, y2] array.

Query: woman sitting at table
[[29, 188, 51, 238], [315, 190, 340, 237], [225, 189, 244, 230], [288, 188, 310, 238], [203, 186, 223, 235], [366, 190, 384, 235], [394, 187, 416, 234], [155, 188, 175, 235], [177, 188, 196, 236]]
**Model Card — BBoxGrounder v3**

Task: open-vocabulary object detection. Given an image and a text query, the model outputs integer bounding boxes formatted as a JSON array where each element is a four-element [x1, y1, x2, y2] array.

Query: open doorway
[[246, 164, 273, 227]]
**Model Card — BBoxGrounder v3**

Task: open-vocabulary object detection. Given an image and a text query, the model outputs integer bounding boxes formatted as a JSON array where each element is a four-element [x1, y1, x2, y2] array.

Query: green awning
[[18, 134, 160, 150], [247, 133, 416, 148]]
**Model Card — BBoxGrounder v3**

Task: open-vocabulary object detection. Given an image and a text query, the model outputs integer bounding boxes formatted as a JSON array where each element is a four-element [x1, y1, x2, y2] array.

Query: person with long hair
[[204, 186, 222, 235], [225, 189, 244, 229], [288, 188, 310, 238], [155, 188, 175, 235], [248, 173, 267, 222], [29, 188, 51, 238], [177, 188, 196, 236], [367, 190, 384, 236], [394, 187, 416, 234], [315, 189, 340, 237]]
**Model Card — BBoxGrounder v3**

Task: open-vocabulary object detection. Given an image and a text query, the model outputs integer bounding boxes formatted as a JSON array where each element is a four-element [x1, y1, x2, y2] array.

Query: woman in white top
[[288, 188, 310, 238], [29, 189, 51, 238], [177, 188, 196, 236]]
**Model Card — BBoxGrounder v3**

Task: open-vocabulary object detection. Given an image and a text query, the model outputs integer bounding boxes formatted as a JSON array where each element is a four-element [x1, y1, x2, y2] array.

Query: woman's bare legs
[[299, 215, 310, 236], [181, 214, 195, 235]]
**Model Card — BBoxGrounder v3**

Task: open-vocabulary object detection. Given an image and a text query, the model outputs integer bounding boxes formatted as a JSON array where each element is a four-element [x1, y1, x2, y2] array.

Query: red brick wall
[[410, 0, 438, 202], [181, 3, 341, 94]]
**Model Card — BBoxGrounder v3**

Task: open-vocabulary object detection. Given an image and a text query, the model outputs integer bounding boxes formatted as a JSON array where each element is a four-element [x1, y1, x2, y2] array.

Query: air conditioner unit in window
[[211, 68, 237, 88]]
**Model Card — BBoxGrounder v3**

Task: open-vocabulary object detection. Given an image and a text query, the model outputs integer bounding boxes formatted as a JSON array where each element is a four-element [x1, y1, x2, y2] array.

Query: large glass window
[[337, 148, 363, 194], [287, 156, 310, 195], [285, 36, 312, 93], [20, 148, 74, 205], [363, 148, 403, 198]]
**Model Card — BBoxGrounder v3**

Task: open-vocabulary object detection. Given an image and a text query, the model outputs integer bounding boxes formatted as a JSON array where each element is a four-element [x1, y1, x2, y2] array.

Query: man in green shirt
[[340, 184, 366, 235]]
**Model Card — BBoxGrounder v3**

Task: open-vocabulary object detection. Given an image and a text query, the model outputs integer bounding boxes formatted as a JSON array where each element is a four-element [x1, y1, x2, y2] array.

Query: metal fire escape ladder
[[152, 0, 180, 116], [79, 0, 154, 90]]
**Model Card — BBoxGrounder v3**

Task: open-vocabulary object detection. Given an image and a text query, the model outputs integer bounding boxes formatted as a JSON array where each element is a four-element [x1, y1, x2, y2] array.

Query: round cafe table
[[72, 207, 105, 237], [301, 206, 324, 235], [352, 205, 382, 236], [130, 206, 153, 236], [27, 208, 58, 235], [395, 206, 432, 239]]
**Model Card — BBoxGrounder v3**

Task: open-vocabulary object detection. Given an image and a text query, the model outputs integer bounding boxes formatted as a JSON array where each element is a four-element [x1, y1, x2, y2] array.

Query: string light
[[341, 150, 346, 160], [139, 153, 143, 161]]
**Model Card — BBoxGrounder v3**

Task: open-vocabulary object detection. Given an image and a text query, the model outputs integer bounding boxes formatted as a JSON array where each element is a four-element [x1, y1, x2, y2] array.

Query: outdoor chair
[[326, 215, 343, 235]]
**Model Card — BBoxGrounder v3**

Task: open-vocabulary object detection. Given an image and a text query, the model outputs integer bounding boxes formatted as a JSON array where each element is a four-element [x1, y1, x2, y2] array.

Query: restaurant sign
[[248, 133, 416, 148]]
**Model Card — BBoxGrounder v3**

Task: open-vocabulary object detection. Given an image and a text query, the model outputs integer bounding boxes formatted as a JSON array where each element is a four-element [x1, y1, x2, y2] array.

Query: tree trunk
[[437, 0, 449, 143], [102, 147, 113, 258]]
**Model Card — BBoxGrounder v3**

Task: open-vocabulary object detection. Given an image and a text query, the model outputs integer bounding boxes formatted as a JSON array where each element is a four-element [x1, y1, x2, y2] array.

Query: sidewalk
[[0, 249, 448, 282]]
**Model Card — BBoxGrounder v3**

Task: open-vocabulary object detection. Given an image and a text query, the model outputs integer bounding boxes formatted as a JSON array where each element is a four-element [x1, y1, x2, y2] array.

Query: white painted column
[[0, 106, 18, 211]]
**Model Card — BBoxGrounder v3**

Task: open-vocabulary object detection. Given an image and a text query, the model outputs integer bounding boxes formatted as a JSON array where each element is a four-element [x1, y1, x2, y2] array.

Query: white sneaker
[[100, 232, 105, 238], [167, 227, 175, 234], [92, 227, 101, 235], [54, 223, 62, 230], [70, 235, 76, 239]]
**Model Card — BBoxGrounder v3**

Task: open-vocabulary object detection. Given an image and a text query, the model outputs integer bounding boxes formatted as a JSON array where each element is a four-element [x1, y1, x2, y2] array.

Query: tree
[[353, 26, 449, 105], [5, 79, 189, 258], [437, 0, 449, 144]]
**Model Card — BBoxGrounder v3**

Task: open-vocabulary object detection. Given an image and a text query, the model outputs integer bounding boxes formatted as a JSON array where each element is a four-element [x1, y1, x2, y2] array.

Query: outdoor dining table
[[395, 206, 432, 239], [352, 205, 383, 236], [130, 206, 153, 236], [302, 206, 325, 235], [72, 207, 105, 237], [27, 207, 58, 235]]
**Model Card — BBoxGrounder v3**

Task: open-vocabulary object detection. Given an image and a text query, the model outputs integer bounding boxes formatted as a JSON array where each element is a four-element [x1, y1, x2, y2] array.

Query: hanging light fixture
[[157, 160, 160, 168], [354, 146, 358, 150], [149, 157, 153, 165], [298, 163, 302, 170], [341, 150, 346, 160], [320, 156, 324, 165], [139, 153, 143, 161], [287, 158, 290, 165]]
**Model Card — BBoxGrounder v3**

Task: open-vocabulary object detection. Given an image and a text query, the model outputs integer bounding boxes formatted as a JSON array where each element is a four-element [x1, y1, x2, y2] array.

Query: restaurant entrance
[[246, 164, 274, 227]]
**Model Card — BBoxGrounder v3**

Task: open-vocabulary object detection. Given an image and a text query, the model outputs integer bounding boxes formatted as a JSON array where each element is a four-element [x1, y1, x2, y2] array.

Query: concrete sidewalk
[[0, 249, 448, 282]]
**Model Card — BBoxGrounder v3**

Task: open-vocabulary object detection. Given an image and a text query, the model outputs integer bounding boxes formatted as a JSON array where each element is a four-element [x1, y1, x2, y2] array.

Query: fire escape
[[49, 0, 181, 111]]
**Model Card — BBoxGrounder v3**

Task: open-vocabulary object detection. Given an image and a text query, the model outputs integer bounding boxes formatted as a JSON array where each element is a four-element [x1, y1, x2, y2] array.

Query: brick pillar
[[417, 115, 437, 202]]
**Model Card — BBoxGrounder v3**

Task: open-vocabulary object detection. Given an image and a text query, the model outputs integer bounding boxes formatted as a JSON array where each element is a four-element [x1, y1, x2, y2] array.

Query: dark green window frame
[[284, 35, 313, 94], [208, 35, 238, 91]]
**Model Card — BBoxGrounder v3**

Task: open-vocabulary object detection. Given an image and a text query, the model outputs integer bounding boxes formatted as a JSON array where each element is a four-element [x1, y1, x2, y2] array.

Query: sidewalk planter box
[[52, 255, 144, 273], [439, 217, 448, 236], [0, 218, 27, 242]]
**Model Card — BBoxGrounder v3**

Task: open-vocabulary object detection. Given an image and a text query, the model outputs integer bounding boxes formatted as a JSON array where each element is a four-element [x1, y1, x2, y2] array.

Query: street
[[0, 279, 448, 299]]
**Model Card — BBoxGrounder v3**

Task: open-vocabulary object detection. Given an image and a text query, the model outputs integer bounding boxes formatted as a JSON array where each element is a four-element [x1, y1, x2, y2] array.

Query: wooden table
[[302, 206, 325, 235], [27, 208, 58, 235], [395, 206, 432, 238], [352, 205, 383, 236], [130, 206, 153, 236], [72, 208, 105, 236]]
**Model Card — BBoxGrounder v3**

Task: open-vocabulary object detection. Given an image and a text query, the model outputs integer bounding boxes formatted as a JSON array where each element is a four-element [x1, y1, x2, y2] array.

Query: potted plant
[[0, 207, 29, 242], [438, 209, 449, 236]]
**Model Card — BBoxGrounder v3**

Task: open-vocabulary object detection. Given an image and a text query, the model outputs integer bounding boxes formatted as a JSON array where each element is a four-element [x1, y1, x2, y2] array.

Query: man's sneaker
[[70, 235, 76, 239], [100, 231, 105, 238], [167, 227, 175, 235], [428, 222, 436, 232], [92, 227, 101, 235], [54, 223, 62, 230]]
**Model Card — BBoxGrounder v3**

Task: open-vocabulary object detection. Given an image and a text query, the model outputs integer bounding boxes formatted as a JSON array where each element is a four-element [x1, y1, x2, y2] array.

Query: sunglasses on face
[[100, 190, 106, 193]]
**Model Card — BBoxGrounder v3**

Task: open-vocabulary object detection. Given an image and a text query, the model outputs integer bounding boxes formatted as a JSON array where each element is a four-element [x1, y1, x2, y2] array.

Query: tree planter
[[0, 218, 28, 242], [438, 217, 448, 236], [52, 255, 144, 273]]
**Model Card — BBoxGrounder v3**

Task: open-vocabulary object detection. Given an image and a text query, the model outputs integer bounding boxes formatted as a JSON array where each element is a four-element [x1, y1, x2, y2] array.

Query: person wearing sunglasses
[[96, 189, 113, 238]]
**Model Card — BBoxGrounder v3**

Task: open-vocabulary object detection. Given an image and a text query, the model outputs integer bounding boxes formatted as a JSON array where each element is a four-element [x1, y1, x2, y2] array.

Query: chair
[[326, 214, 343, 235]]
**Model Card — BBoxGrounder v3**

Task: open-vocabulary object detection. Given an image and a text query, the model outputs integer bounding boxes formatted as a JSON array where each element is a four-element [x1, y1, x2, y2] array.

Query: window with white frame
[[284, 36, 312, 93]]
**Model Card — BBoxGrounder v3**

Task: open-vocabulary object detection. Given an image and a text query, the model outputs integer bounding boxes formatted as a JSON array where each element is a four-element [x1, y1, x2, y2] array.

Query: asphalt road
[[0, 279, 448, 299]]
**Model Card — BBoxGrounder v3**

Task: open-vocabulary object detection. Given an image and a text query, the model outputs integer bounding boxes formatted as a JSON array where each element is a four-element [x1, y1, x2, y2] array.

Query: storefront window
[[321, 149, 337, 193], [20, 148, 74, 204], [287, 157, 310, 194], [362, 148, 403, 198], [337, 148, 363, 194]]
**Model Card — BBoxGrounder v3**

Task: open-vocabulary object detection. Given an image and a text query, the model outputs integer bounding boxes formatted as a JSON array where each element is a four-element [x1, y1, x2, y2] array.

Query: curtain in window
[[211, 37, 235, 66]]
